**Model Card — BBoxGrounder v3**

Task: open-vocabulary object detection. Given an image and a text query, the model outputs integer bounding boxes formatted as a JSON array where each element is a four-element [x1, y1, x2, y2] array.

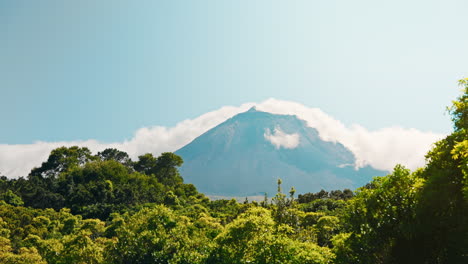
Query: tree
[[106, 205, 213, 264], [448, 78, 468, 131], [0, 190, 24, 206], [339, 165, 422, 263], [332, 79, 468, 263], [133, 152, 184, 186], [155, 152, 184, 186], [0, 237, 46, 264], [316, 216, 340, 246], [133, 153, 158, 175], [96, 148, 133, 168], [29, 146, 95, 180], [208, 207, 334, 264], [405, 78, 468, 263]]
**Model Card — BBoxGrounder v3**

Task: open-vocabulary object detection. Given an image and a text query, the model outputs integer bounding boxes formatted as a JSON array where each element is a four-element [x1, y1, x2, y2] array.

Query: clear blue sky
[[1, 0, 467, 144]]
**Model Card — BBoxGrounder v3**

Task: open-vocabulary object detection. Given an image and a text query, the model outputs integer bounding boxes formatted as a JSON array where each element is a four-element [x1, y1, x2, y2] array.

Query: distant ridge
[[176, 109, 386, 196]]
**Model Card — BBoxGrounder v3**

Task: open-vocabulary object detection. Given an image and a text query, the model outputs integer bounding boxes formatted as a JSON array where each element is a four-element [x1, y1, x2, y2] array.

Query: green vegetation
[[1, 79, 468, 263]]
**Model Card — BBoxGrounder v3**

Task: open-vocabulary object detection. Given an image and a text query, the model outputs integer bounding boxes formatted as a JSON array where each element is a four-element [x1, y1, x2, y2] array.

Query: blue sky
[[1, 0, 467, 144]]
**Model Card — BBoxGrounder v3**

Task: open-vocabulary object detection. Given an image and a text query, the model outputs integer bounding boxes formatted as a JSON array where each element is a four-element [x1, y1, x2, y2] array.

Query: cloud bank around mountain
[[264, 127, 300, 149], [0, 98, 445, 178]]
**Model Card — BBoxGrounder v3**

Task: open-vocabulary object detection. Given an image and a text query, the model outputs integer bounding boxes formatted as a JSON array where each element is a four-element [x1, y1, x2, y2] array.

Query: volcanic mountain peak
[[246, 106, 258, 112], [175, 109, 386, 196]]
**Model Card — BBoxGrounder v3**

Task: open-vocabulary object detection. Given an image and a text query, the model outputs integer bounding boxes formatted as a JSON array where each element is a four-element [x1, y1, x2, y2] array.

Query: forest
[[1, 79, 468, 264]]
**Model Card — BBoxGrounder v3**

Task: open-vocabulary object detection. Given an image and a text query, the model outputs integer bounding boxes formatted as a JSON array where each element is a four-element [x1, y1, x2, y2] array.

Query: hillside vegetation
[[1, 79, 468, 263]]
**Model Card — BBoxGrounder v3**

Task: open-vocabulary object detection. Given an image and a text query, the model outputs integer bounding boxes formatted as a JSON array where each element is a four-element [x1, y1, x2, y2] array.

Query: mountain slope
[[175, 107, 386, 196]]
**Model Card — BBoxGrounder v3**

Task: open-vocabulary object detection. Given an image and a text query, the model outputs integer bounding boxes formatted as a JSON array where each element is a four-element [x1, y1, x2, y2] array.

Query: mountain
[[175, 107, 386, 196]]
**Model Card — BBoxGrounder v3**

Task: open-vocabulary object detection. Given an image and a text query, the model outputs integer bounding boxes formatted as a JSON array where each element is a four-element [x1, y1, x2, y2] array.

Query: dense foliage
[[1, 79, 468, 263]]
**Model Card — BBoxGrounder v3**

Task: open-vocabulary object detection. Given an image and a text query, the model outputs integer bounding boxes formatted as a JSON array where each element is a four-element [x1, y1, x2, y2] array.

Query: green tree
[[400, 78, 468, 263], [315, 216, 340, 246], [209, 207, 334, 264], [96, 148, 133, 168], [0, 190, 24, 206], [340, 165, 422, 263], [106, 205, 213, 264], [0, 237, 46, 264], [133, 153, 158, 175], [155, 152, 184, 187], [29, 146, 95, 180]]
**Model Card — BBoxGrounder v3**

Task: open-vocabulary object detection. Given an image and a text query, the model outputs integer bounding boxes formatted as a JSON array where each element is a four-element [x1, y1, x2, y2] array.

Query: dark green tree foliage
[[408, 79, 468, 263], [155, 152, 184, 186], [298, 189, 354, 204], [338, 165, 421, 263], [335, 79, 468, 263], [96, 148, 133, 168], [134, 152, 184, 186], [133, 153, 158, 175], [301, 199, 346, 214], [19, 147, 95, 210], [1, 148, 197, 219], [29, 146, 95, 179], [56, 160, 158, 218]]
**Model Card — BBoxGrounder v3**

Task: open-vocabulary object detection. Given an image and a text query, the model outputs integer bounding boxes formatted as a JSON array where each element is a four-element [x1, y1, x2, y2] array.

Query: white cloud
[[255, 99, 444, 170], [0, 98, 445, 178], [264, 127, 300, 149], [0, 103, 255, 178]]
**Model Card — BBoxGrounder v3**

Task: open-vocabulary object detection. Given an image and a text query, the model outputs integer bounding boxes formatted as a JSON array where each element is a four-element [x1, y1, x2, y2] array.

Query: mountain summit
[[175, 109, 386, 196], [246, 106, 258, 112]]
